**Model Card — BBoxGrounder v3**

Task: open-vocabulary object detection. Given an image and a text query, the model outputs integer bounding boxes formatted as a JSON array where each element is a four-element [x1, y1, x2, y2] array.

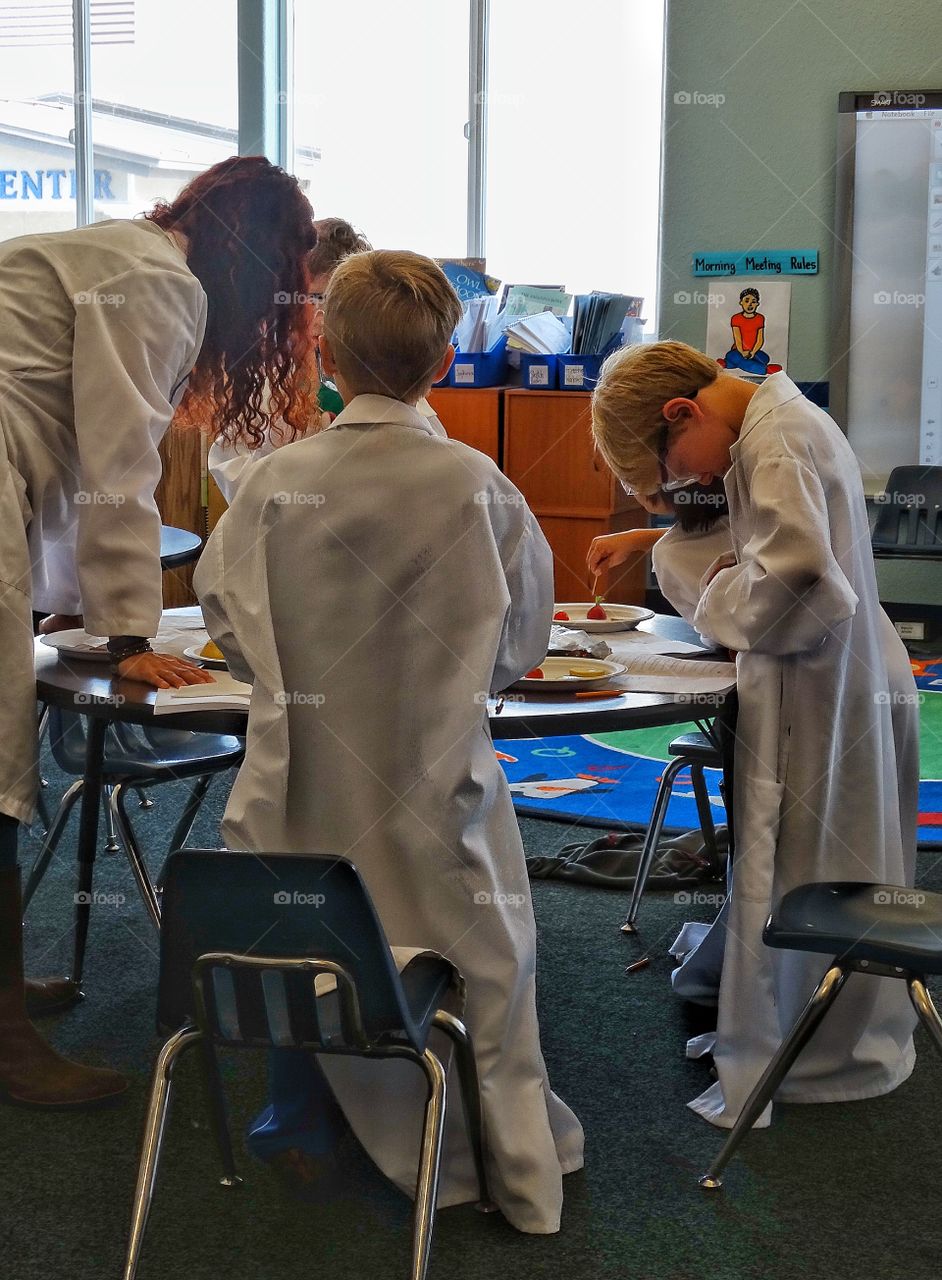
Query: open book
[[153, 672, 252, 715]]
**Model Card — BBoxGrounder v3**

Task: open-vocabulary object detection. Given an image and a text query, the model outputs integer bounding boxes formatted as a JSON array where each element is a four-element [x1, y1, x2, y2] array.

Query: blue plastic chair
[[124, 850, 493, 1280], [699, 880, 942, 1190], [24, 710, 243, 929]]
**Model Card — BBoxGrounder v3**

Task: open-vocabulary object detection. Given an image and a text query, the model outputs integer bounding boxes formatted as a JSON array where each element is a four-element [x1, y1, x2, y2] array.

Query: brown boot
[[0, 867, 128, 1107], [25, 976, 83, 1018]]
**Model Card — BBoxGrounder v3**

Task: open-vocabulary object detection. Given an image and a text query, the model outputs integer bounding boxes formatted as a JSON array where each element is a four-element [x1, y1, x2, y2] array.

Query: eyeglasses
[[620, 387, 703, 497]]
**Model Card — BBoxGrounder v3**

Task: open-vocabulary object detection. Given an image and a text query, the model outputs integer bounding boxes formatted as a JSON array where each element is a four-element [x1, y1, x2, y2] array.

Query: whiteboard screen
[[836, 95, 942, 487]]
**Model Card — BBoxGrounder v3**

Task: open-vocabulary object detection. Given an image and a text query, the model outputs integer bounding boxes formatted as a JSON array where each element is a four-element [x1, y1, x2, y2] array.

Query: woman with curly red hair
[[0, 154, 316, 1108]]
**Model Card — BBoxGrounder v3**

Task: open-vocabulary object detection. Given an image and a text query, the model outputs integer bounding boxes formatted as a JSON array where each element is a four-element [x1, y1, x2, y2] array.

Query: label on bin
[[528, 365, 549, 386], [563, 364, 585, 387], [453, 363, 475, 384]]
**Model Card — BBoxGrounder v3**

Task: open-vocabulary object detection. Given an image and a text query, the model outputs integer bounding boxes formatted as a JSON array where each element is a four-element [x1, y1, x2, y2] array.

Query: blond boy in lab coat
[[591, 341, 919, 1128], [195, 250, 584, 1230]]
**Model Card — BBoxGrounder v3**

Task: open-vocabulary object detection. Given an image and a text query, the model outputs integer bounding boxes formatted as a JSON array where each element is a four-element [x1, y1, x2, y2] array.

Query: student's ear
[[431, 343, 455, 386], [319, 335, 338, 379], [662, 396, 699, 425]]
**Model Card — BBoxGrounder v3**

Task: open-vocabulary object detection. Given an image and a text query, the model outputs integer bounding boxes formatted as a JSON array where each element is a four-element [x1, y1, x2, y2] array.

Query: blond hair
[[323, 249, 462, 401], [591, 341, 719, 495], [309, 217, 372, 277]]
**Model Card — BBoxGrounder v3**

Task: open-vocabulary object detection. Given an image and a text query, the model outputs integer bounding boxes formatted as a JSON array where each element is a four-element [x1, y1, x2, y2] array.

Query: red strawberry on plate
[[586, 597, 608, 621], [553, 611, 570, 622], [525, 667, 544, 679]]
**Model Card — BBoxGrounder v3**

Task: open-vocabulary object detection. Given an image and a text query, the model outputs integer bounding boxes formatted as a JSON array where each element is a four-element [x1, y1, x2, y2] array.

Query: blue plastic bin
[[518, 354, 558, 389], [436, 334, 508, 388]]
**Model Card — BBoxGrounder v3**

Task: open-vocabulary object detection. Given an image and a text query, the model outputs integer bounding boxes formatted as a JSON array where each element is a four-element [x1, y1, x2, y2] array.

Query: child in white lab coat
[[195, 250, 584, 1229], [591, 341, 919, 1128]]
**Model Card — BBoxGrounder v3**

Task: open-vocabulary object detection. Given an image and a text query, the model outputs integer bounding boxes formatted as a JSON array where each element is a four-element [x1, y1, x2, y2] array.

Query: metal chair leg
[[137, 789, 154, 810], [432, 1010, 495, 1211], [698, 963, 849, 1190], [22, 780, 84, 910], [124, 1027, 202, 1280], [166, 774, 215, 857], [103, 785, 121, 853], [691, 763, 718, 859], [411, 1049, 448, 1280], [111, 785, 162, 930], [622, 756, 687, 933], [197, 1037, 242, 1187], [908, 978, 942, 1058]]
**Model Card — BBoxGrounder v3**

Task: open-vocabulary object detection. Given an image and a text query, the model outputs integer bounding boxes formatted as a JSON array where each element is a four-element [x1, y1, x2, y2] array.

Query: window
[[485, 0, 664, 325], [289, 0, 664, 325], [291, 0, 470, 255], [90, 0, 238, 220], [0, 0, 238, 243], [0, 1, 81, 240]]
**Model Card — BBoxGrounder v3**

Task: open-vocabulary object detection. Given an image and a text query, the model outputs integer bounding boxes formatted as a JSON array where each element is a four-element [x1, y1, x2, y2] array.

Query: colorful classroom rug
[[497, 661, 942, 847]]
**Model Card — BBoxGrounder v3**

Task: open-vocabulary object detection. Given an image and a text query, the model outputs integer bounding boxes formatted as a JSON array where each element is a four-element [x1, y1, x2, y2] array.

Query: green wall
[[658, 0, 941, 382]]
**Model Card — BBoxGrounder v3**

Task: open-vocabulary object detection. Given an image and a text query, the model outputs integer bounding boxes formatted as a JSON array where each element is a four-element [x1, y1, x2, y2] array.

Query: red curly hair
[[146, 155, 318, 447]]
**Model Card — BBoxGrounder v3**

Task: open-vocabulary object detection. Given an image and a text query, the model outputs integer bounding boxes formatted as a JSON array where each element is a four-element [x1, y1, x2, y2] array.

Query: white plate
[[39, 630, 110, 661], [552, 603, 655, 633], [511, 656, 625, 692], [183, 644, 228, 670]]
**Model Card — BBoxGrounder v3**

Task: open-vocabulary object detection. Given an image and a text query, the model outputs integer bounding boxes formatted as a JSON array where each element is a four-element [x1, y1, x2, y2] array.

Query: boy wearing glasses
[[591, 341, 919, 1129]]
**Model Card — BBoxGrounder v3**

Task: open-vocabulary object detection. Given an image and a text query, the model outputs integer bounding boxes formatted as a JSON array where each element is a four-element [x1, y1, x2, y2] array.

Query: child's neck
[[715, 374, 760, 435]]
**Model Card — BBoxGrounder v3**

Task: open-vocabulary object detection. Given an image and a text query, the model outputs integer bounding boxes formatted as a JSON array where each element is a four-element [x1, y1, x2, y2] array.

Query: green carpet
[[7, 765, 942, 1280]]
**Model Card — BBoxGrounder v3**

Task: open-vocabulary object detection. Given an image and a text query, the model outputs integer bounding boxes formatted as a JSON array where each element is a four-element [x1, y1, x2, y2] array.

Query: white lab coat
[[0, 218, 207, 821], [657, 374, 918, 1127], [194, 394, 584, 1232], [208, 396, 444, 503]]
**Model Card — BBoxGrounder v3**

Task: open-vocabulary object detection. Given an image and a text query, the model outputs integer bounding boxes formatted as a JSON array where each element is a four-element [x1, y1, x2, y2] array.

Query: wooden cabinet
[[156, 388, 649, 608], [426, 387, 501, 464], [502, 389, 648, 604], [155, 425, 204, 607]]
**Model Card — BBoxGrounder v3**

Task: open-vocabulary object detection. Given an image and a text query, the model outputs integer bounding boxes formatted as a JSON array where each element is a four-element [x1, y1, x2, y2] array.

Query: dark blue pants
[[246, 1048, 348, 1162]]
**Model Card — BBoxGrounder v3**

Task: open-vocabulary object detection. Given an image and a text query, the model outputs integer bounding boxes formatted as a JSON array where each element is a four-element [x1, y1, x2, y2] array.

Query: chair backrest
[[871, 466, 942, 552], [158, 849, 425, 1050]]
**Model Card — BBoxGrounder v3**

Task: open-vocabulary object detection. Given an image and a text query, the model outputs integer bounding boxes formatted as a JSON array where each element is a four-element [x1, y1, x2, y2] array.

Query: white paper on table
[[153, 671, 252, 715], [153, 607, 209, 658], [609, 653, 736, 695], [605, 631, 704, 658]]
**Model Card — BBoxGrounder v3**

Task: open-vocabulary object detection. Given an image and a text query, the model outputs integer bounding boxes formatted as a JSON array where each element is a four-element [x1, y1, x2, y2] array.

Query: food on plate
[[553, 610, 570, 622], [524, 667, 545, 679], [568, 665, 602, 678], [586, 597, 608, 621], [200, 639, 224, 660]]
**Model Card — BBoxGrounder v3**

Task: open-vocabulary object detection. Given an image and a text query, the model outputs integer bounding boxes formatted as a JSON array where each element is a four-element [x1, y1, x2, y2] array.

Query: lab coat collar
[[329, 394, 438, 435], [731, 372, 805, 455]]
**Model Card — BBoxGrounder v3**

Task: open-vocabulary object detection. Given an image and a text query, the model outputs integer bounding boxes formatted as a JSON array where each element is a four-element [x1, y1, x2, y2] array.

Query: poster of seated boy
[[704, 280, 791, 376]]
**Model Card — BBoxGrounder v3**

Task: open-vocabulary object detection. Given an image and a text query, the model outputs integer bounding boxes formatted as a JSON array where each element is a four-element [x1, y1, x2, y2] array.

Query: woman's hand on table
[[116, 650, 216, 689]]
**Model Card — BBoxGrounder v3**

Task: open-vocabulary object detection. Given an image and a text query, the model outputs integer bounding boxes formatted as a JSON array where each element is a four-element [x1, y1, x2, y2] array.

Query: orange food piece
[[200, 640, 224, 660], [525, 667, 545, 679]]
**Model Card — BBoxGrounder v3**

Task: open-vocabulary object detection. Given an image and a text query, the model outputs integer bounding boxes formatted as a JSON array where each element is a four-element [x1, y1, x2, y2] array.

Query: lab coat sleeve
[[491, 511, 554, 691], [652, 521, 734, 647], [694, 457, 858, 655], [71, 265, 206, 636], [208, 437, 269, 505], [192, 509, 252, 685]]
